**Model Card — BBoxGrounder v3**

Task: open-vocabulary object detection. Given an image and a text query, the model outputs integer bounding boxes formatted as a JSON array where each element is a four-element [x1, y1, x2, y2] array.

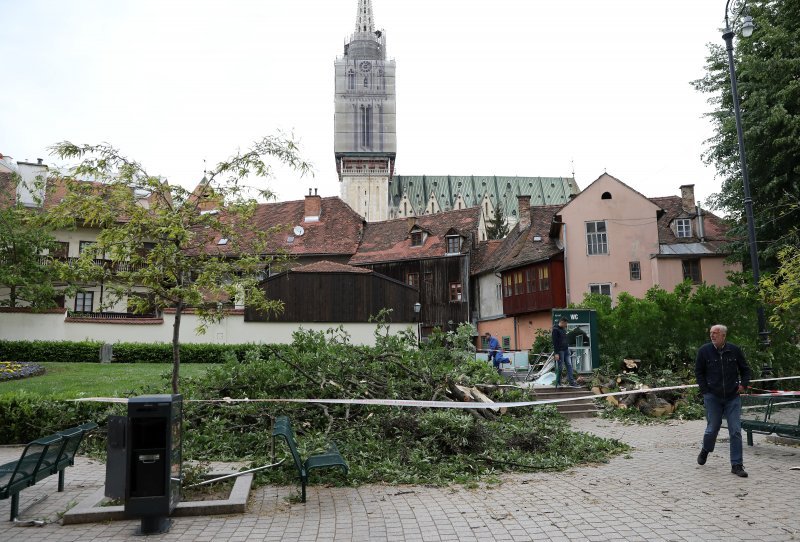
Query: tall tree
[[692, 0, 800, 271], [486, 203, 509, 240], [48, 135, 311, 393], [0, 173, 59, 309]]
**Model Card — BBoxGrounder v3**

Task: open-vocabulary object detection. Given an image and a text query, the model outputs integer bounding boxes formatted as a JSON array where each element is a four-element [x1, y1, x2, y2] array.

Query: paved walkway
[[1, 418, 798, 541]]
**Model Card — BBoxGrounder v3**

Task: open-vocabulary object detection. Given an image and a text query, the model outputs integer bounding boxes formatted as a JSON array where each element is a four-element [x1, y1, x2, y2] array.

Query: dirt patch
[[182, 479, 235, 502]]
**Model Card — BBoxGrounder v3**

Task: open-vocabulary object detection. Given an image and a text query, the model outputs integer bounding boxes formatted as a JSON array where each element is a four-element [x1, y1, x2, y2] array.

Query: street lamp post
[[722, 0, 771, 375], [413, 302, 422, 346]]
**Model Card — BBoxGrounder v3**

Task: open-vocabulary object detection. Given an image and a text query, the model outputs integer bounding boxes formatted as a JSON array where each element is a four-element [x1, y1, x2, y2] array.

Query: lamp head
[[741, 15, 754, 37], [413, 302, 421, 313]]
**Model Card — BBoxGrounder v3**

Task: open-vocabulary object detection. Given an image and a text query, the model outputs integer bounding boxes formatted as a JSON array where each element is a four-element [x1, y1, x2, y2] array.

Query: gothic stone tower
[[334, 0, 396, 222]]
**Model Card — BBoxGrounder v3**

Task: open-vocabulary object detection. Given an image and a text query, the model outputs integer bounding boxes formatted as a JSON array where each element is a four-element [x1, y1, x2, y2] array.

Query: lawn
[[0, 363, 213, 399]]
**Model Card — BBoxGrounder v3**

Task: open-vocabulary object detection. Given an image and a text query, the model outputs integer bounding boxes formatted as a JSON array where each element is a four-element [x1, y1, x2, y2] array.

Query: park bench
[[0, 422, 98, 521], [271, 415, 348, 503], [740, 394, 800, 446]]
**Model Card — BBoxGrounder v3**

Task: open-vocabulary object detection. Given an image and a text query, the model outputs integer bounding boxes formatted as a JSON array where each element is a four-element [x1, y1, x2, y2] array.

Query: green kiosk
[[551, 309, 599, 374]]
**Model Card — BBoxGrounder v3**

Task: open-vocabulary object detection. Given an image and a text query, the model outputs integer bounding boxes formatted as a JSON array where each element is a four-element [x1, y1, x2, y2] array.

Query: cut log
[[469, 387, 506, 415]]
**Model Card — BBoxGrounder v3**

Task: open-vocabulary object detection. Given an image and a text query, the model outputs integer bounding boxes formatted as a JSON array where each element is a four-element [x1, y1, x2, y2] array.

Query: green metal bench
[[0, 422, 98, 520], [271, 416, 348, 503], [740, 394, 800, 446]]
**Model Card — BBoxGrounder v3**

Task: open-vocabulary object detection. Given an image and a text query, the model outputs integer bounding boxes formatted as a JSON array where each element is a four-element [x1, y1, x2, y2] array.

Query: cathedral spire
[[354, 0, 375, 34]]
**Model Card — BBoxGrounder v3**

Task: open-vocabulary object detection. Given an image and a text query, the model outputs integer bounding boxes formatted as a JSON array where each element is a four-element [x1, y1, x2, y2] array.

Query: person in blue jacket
[[695, 324, 752, 477], [484, 332, 509, 373]]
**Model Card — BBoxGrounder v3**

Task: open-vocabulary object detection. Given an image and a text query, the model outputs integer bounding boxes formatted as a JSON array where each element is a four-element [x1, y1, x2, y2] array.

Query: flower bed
[[0, 361, 46, 381]]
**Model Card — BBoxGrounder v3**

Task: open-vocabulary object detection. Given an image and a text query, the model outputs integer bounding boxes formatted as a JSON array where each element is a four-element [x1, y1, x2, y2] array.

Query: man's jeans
[[555, 349, 575, 385], [702, 393, 743, 465]]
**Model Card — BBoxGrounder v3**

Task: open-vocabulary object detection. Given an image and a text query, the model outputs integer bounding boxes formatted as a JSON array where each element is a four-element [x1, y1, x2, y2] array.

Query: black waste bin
[[106, 394, 182, 534]]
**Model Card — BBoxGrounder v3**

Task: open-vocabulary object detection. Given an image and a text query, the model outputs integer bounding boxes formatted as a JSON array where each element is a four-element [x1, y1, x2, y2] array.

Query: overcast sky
[[1, 0, 735, 208]]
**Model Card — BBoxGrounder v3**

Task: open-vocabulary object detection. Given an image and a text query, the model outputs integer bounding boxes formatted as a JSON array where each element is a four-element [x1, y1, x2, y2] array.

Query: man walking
[[552, 317, 579, 388], [695, 324, 752, 477]]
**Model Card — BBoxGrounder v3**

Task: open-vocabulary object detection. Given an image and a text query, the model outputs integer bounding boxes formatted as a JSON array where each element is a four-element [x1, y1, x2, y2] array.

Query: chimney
[[680, 184, 695, 213], [304, 189, 321, 222], [517, 195, 531, 229]]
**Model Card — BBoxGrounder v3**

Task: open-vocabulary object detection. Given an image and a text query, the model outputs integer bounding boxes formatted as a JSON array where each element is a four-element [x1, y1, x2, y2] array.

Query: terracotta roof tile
[[212, 196, 365, 257], [471, 239, 504, 275], [349, 207, 482, 265], [495, 205, 563, 272], [292, 260, 372, 274], [650, 196, 731, 252]]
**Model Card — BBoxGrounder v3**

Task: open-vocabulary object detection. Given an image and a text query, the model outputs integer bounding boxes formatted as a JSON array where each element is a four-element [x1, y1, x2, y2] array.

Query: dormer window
[[675, 218, 692, 238], [446, 235, 461, 254], [411, 231, 423, 247]]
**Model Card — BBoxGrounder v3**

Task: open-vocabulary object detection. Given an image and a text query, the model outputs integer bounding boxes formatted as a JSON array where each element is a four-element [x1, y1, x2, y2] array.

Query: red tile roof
[[211, 196, 365, 257], [349, 207, 482, 265], [650, 196, 731, 252], [292, 260, 372, 274], [471, 239, 505, 275], [495, 205, 563, 272]]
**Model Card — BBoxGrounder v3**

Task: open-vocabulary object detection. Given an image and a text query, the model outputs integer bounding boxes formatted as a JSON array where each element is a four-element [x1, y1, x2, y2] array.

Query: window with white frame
[[675, 218, 692, 238], [445, 235, 461, 254], [74, 291, 94, 312], [589, 283, 612, 296], [585, 221, 608, 255]]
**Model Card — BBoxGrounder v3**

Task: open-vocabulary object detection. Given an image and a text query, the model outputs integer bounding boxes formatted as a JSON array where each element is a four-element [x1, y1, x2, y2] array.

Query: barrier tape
[[71, 375, 800, 409]]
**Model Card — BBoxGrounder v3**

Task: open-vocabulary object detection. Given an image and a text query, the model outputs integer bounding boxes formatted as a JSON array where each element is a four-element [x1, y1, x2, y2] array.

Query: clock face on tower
[[359, 61, 372, 72]]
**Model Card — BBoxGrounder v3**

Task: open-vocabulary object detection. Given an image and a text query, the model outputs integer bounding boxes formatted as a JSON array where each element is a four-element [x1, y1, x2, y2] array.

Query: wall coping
[[0, 307, 67, 314], [65, 317, 164, 325]]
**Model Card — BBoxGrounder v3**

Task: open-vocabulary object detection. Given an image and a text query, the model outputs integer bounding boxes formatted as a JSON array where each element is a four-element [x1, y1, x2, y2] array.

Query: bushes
[[0, 340, 102, 363], [576, 279, 800, 380], [0, 340, 279, 364]]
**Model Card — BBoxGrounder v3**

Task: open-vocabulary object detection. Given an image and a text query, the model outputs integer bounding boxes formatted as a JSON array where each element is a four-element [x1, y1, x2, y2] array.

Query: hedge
[[0, 340, 284, 364]]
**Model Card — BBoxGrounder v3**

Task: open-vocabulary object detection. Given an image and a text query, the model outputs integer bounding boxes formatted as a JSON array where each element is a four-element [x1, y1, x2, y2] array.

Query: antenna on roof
[[570, 159, 575, 179]]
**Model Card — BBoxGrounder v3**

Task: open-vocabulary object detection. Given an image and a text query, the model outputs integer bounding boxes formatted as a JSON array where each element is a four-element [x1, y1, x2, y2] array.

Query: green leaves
[[693, 0, 800, 269]]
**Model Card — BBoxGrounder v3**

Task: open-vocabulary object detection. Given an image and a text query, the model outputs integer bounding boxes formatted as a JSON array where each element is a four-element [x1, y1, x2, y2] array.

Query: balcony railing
[[37, 255, 146, 273], [67, 311, 159, 320]]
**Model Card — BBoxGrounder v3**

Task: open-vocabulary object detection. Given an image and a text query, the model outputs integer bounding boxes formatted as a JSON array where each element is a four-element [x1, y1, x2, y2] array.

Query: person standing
[[552, 317, 579, 388], [695, 324, 752, 477]]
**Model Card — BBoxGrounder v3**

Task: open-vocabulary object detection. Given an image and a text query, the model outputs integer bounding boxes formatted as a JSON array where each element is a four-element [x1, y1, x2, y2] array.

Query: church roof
[[391, 175, 579, 218]]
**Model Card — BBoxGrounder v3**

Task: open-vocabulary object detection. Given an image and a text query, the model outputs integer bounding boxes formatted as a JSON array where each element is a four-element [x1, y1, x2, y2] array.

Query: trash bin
[[106, 394, 182, 534]]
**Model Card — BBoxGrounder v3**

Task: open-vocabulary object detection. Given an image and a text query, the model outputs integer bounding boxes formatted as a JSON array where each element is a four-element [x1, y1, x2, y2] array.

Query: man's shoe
[[569, 383, 582, 388], [731, 464, 748, 477], [697, 449, 709, 465]]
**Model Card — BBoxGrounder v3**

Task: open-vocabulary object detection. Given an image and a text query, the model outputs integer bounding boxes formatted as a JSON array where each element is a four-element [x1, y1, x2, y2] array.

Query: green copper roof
[[390, 176, 579, 218]]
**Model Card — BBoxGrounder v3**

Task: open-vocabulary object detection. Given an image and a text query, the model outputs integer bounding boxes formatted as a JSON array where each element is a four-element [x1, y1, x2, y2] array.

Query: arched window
[[347, 70, 355, 90], [601, 192, 612, 200], [363, 77, 368, 88]]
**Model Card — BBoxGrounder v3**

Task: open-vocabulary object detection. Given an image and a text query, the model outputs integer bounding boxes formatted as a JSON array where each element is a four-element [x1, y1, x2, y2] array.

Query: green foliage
[[692, 0, 800, 269], [762, 245, 800, 341], [0, 339, 271, 365], [0, 183, 60, 308], [47, 135, 311, 393], [179, 327, 628, 486], [486, 204, 510, 240], [576, 280, 800, 379], [0, 340, 103, 363]]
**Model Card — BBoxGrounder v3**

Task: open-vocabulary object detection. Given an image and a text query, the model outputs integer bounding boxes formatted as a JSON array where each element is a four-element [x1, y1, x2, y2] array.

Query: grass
[[0, 363, 214, 399]]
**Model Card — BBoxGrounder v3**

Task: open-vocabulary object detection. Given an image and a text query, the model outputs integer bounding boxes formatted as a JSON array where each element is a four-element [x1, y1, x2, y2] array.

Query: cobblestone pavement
[[1, 418, 798, 541]]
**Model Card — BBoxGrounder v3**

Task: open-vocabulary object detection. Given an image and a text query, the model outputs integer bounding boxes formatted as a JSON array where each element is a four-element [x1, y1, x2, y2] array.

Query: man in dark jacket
[[552, 317, 579, 388], [695, 324, 752, 477]]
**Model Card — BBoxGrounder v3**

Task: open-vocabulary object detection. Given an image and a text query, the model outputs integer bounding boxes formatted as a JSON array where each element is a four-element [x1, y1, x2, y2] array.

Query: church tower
[[334, 0, 396, 222]]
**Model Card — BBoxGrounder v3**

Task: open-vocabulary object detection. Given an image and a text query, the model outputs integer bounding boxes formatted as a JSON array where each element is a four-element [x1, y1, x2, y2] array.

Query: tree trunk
[[171, 300, 183, 394], [9, 286, 16, 308]]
